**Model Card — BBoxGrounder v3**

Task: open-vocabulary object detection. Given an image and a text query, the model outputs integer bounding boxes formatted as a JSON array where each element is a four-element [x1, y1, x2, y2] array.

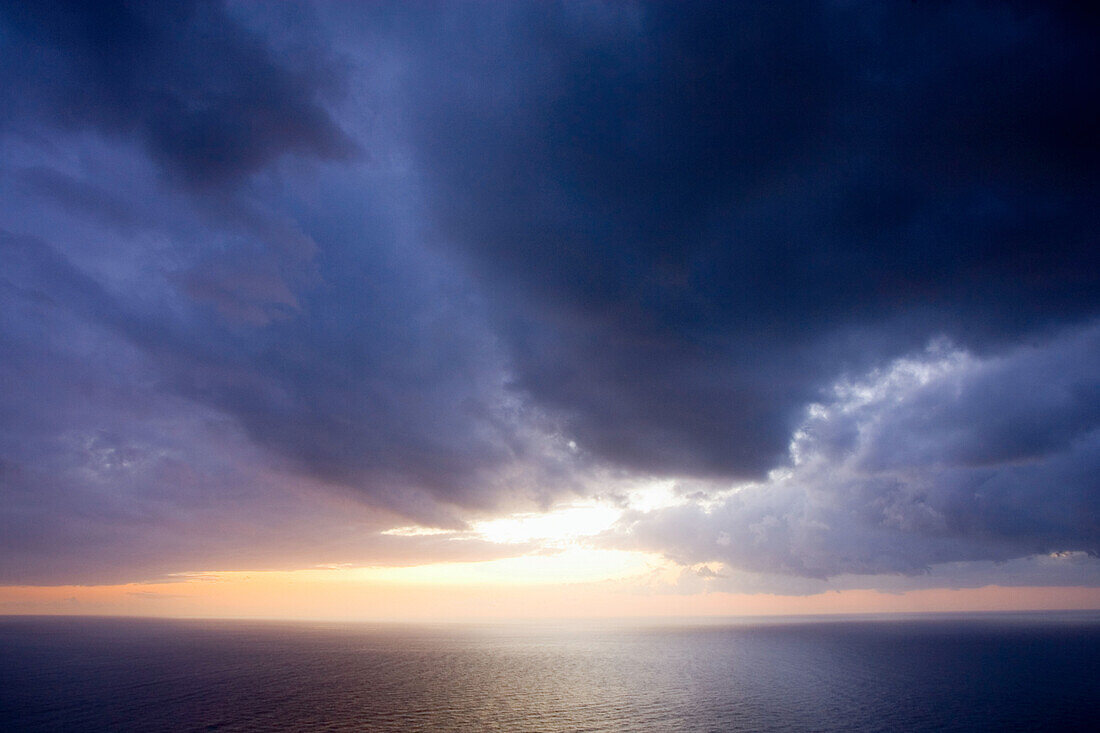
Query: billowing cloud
[[0, 1, 1097, 586], [610, 325, 1100, 578]]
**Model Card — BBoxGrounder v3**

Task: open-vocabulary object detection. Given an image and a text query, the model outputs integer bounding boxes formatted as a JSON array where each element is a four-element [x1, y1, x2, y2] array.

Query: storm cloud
[[0, 1, 1097, 585], [392, 0, 1098, 478]]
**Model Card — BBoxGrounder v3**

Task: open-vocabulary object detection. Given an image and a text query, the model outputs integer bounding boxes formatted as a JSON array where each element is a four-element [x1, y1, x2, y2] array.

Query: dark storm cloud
[[391, 0, 1099, 478], [0, 1, 1098, 585], [0, 0, 356, 188]]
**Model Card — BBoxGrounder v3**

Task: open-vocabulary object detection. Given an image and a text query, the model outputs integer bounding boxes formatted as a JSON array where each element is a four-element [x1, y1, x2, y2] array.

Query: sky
[[0, 0, 1098, 620]]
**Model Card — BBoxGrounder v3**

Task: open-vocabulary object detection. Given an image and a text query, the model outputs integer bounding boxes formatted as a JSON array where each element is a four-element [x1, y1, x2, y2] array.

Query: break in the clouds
[[0, 1, 1097, 587]]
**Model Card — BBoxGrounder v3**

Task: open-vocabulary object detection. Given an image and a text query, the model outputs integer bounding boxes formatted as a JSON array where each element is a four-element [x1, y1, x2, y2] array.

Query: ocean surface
[[1, 612, 1098, 732]]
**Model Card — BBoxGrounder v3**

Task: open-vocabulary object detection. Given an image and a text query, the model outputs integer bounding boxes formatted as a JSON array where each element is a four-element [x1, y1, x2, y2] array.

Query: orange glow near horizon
[[4, 504, 1097, 623], [2, 566, 1098, 622]]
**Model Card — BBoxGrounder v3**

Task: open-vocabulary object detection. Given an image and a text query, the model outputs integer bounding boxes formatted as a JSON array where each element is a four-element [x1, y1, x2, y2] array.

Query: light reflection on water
[[1, 612, 1098, 732]]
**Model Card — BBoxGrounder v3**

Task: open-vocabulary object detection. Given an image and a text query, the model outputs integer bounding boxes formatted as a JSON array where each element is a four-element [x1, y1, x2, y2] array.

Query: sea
[[1, 612, 1098, 732]]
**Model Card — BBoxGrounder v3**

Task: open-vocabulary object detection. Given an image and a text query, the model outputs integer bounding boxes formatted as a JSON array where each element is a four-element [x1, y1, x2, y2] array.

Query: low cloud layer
[[0, 1, 1097, 587]]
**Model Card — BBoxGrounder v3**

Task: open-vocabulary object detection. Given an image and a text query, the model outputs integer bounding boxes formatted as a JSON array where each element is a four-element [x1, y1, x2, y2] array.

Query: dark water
[[1, 613, 1098, 732]]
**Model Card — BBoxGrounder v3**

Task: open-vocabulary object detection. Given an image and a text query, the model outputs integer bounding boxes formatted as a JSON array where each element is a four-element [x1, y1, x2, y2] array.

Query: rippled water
[[1, 613, 1098, 731]]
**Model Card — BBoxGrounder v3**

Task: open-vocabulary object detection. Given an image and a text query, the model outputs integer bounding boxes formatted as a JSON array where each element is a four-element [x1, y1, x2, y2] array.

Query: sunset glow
[[0, 0, 1096, 626]]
